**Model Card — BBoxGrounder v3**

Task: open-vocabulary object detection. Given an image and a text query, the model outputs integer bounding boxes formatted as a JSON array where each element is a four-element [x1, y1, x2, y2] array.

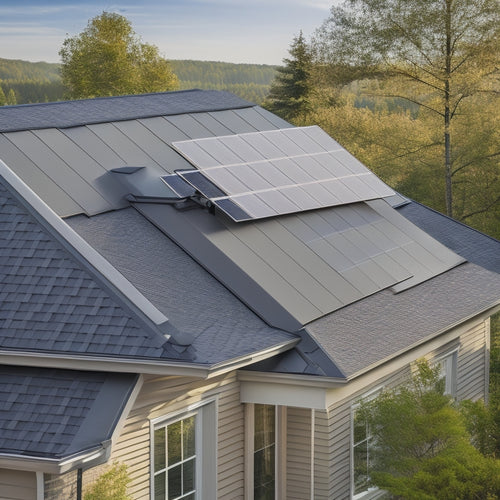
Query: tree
[[264, 31, 314, 122], [6, 88, 17, 105], [0, 85, 6, 106], [84, 463, 132, 500], [59, 12, 179, 99], [314, 0, 500, 219], [357, 360, 500, 499]]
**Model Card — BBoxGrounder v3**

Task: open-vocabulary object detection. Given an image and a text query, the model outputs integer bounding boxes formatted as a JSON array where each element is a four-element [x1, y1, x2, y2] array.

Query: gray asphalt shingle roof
[[0, 90, 253, 133], [0, 365, 137, 458], [67, 207, 296, 364], [0, 175, 184, 361]]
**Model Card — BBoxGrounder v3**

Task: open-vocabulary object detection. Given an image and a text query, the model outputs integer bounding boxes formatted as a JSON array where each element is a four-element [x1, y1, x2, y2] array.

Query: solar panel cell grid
[[172, 126, 395, 222]]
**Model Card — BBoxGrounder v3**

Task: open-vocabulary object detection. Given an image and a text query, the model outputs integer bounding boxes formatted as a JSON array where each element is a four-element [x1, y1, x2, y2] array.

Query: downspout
[[311, 408, 315, 499], [77, 468, 83, 500]]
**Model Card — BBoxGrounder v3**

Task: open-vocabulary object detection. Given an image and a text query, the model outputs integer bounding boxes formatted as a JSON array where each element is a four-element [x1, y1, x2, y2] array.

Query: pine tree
[[265, 31, 313, 122], [6, 88, 16, 105], [0, 85, 6, 106]]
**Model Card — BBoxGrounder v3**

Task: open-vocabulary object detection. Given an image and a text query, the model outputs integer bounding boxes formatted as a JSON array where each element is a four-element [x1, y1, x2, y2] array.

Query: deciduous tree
[[59, 12, 178, 99], [358, 361, 500, 499], [314, 0, 500, 219]]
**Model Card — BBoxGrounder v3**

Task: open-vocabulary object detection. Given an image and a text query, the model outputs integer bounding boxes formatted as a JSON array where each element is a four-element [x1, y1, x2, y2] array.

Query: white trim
[[150, 397, 218, 500], [350, 386, 384, 499], [36, 471, 44, 500], [310, 408, 315, 500]]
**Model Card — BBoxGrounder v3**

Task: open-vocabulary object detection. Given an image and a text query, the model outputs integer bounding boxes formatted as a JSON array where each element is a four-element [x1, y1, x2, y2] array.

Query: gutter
[[0, 337, 299, 378], [0, 443, 111, 475]]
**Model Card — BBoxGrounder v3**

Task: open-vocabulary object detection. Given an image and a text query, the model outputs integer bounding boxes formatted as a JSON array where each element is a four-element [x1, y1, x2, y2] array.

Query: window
[[352, 408, 373, 498], [435, 350, 458, 396], [154, 415, 196, 500], [254, 404, 276, 500], [246, 404, 285, 500], [152, 400, 216, 500]]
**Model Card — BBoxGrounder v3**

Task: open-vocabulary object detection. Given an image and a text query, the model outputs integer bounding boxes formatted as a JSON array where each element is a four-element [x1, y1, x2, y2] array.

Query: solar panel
[[160, 174, 196, 198], [172, 126, 395, 222]]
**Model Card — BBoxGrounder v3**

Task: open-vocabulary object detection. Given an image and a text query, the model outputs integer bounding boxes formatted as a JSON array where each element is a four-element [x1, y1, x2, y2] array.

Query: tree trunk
[[444, 0, 453, 218]]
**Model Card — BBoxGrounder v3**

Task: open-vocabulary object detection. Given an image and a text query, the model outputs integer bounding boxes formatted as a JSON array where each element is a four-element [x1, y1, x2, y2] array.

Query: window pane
[[154, 471, 166, 500], [254, 444, 275, 499], [254, 404, 275, 451], [168, 464, 182, 500], [353, 440, 369, 494], [183, 457, 195, 493], [168, 421, 182, 466], [353, 415, 367, 445], [154, 428, 166, 472], [183, 416, 196, 459]]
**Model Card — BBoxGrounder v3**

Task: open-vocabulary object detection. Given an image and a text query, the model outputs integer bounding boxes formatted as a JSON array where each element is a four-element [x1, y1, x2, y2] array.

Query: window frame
[[150, 398, 217, 500], [434, 348, 458, 397], [245, 403, 286, 500], [351, 385, 384, 500]]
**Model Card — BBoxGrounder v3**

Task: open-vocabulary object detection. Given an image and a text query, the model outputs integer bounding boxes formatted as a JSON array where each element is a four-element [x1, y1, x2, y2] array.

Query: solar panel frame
[[171, 126, 395, 222]]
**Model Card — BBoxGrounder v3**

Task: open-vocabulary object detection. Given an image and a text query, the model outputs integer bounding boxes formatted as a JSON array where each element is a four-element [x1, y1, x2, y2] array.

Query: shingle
[[67, 208, 296, 363], [0, 178, 184, 361], [0, 366, 137, 458], [0, 90, 253, 133]]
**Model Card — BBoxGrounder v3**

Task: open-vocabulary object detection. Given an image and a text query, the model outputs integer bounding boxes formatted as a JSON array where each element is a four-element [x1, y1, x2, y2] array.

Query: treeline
[[0, 57, 277, 105]]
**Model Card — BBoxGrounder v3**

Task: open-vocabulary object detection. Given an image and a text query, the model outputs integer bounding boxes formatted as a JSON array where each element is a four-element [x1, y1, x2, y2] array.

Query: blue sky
[[0, 1, 333, 65]]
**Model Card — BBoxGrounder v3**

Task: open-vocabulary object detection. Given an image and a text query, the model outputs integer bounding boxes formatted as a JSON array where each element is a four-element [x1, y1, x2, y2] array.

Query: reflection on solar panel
[[172, 126, 395, 221]]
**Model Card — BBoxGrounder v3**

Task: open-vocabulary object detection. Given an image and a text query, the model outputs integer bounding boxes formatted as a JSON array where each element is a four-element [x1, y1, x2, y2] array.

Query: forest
[[0, 57, 276, 105]]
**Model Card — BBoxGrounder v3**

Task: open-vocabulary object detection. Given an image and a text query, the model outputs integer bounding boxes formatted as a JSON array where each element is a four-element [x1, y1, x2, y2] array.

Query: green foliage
[[359, 360, 500, 499], [171, 60, 277, 104], [83, 463, 132, 500], [313, 0, 500, 219], [59, 12, 179, 99], [264, 31, 314, 121], [0, 58, 276, 105]]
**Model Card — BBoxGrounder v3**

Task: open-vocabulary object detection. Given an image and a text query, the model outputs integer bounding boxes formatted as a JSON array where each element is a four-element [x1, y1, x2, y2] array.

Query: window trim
[[245, 403, 286, 500], [351, 385, 384, 499], [150, 398, 217, 500], [433, 348, 459, 397]]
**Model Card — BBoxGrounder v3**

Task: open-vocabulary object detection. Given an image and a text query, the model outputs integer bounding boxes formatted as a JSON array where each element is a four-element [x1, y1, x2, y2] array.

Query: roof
[[397, 200, 500, 274], [0, 90, 253, 132], [0, 366, 137, 461], [1, 89, 498, 373], [1, 89, 500, 462], [66, 207, 296, 365], [0, 163, 187, 363]]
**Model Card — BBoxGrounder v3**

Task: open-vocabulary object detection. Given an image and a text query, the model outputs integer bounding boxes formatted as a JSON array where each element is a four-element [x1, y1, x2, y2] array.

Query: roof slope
[[0, 366, 136, 460], [67, 207, 297, 365], [0, 165, 185, 363], [398, 200, 500, 274], [0, 90, 253, 132]]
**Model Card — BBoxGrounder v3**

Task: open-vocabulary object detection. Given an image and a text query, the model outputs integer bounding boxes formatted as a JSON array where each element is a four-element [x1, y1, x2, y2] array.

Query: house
[[0, 89, 499, 500]]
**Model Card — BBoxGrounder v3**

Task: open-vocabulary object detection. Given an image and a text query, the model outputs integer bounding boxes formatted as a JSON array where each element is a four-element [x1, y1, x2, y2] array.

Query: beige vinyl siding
[[0, 469, 37, 500], [456, 319, 489, 401], [286, 407, 312, 499], [101, 372, 244, 500]]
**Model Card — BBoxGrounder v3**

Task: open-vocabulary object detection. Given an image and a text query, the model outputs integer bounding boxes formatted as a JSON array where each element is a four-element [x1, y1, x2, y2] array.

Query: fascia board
[[0, 445, 109, 475], [0, 337, 298, 378]]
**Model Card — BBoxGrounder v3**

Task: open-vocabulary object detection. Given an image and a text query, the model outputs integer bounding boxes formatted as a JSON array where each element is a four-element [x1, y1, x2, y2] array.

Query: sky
[[0, 0, 333, 66]]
